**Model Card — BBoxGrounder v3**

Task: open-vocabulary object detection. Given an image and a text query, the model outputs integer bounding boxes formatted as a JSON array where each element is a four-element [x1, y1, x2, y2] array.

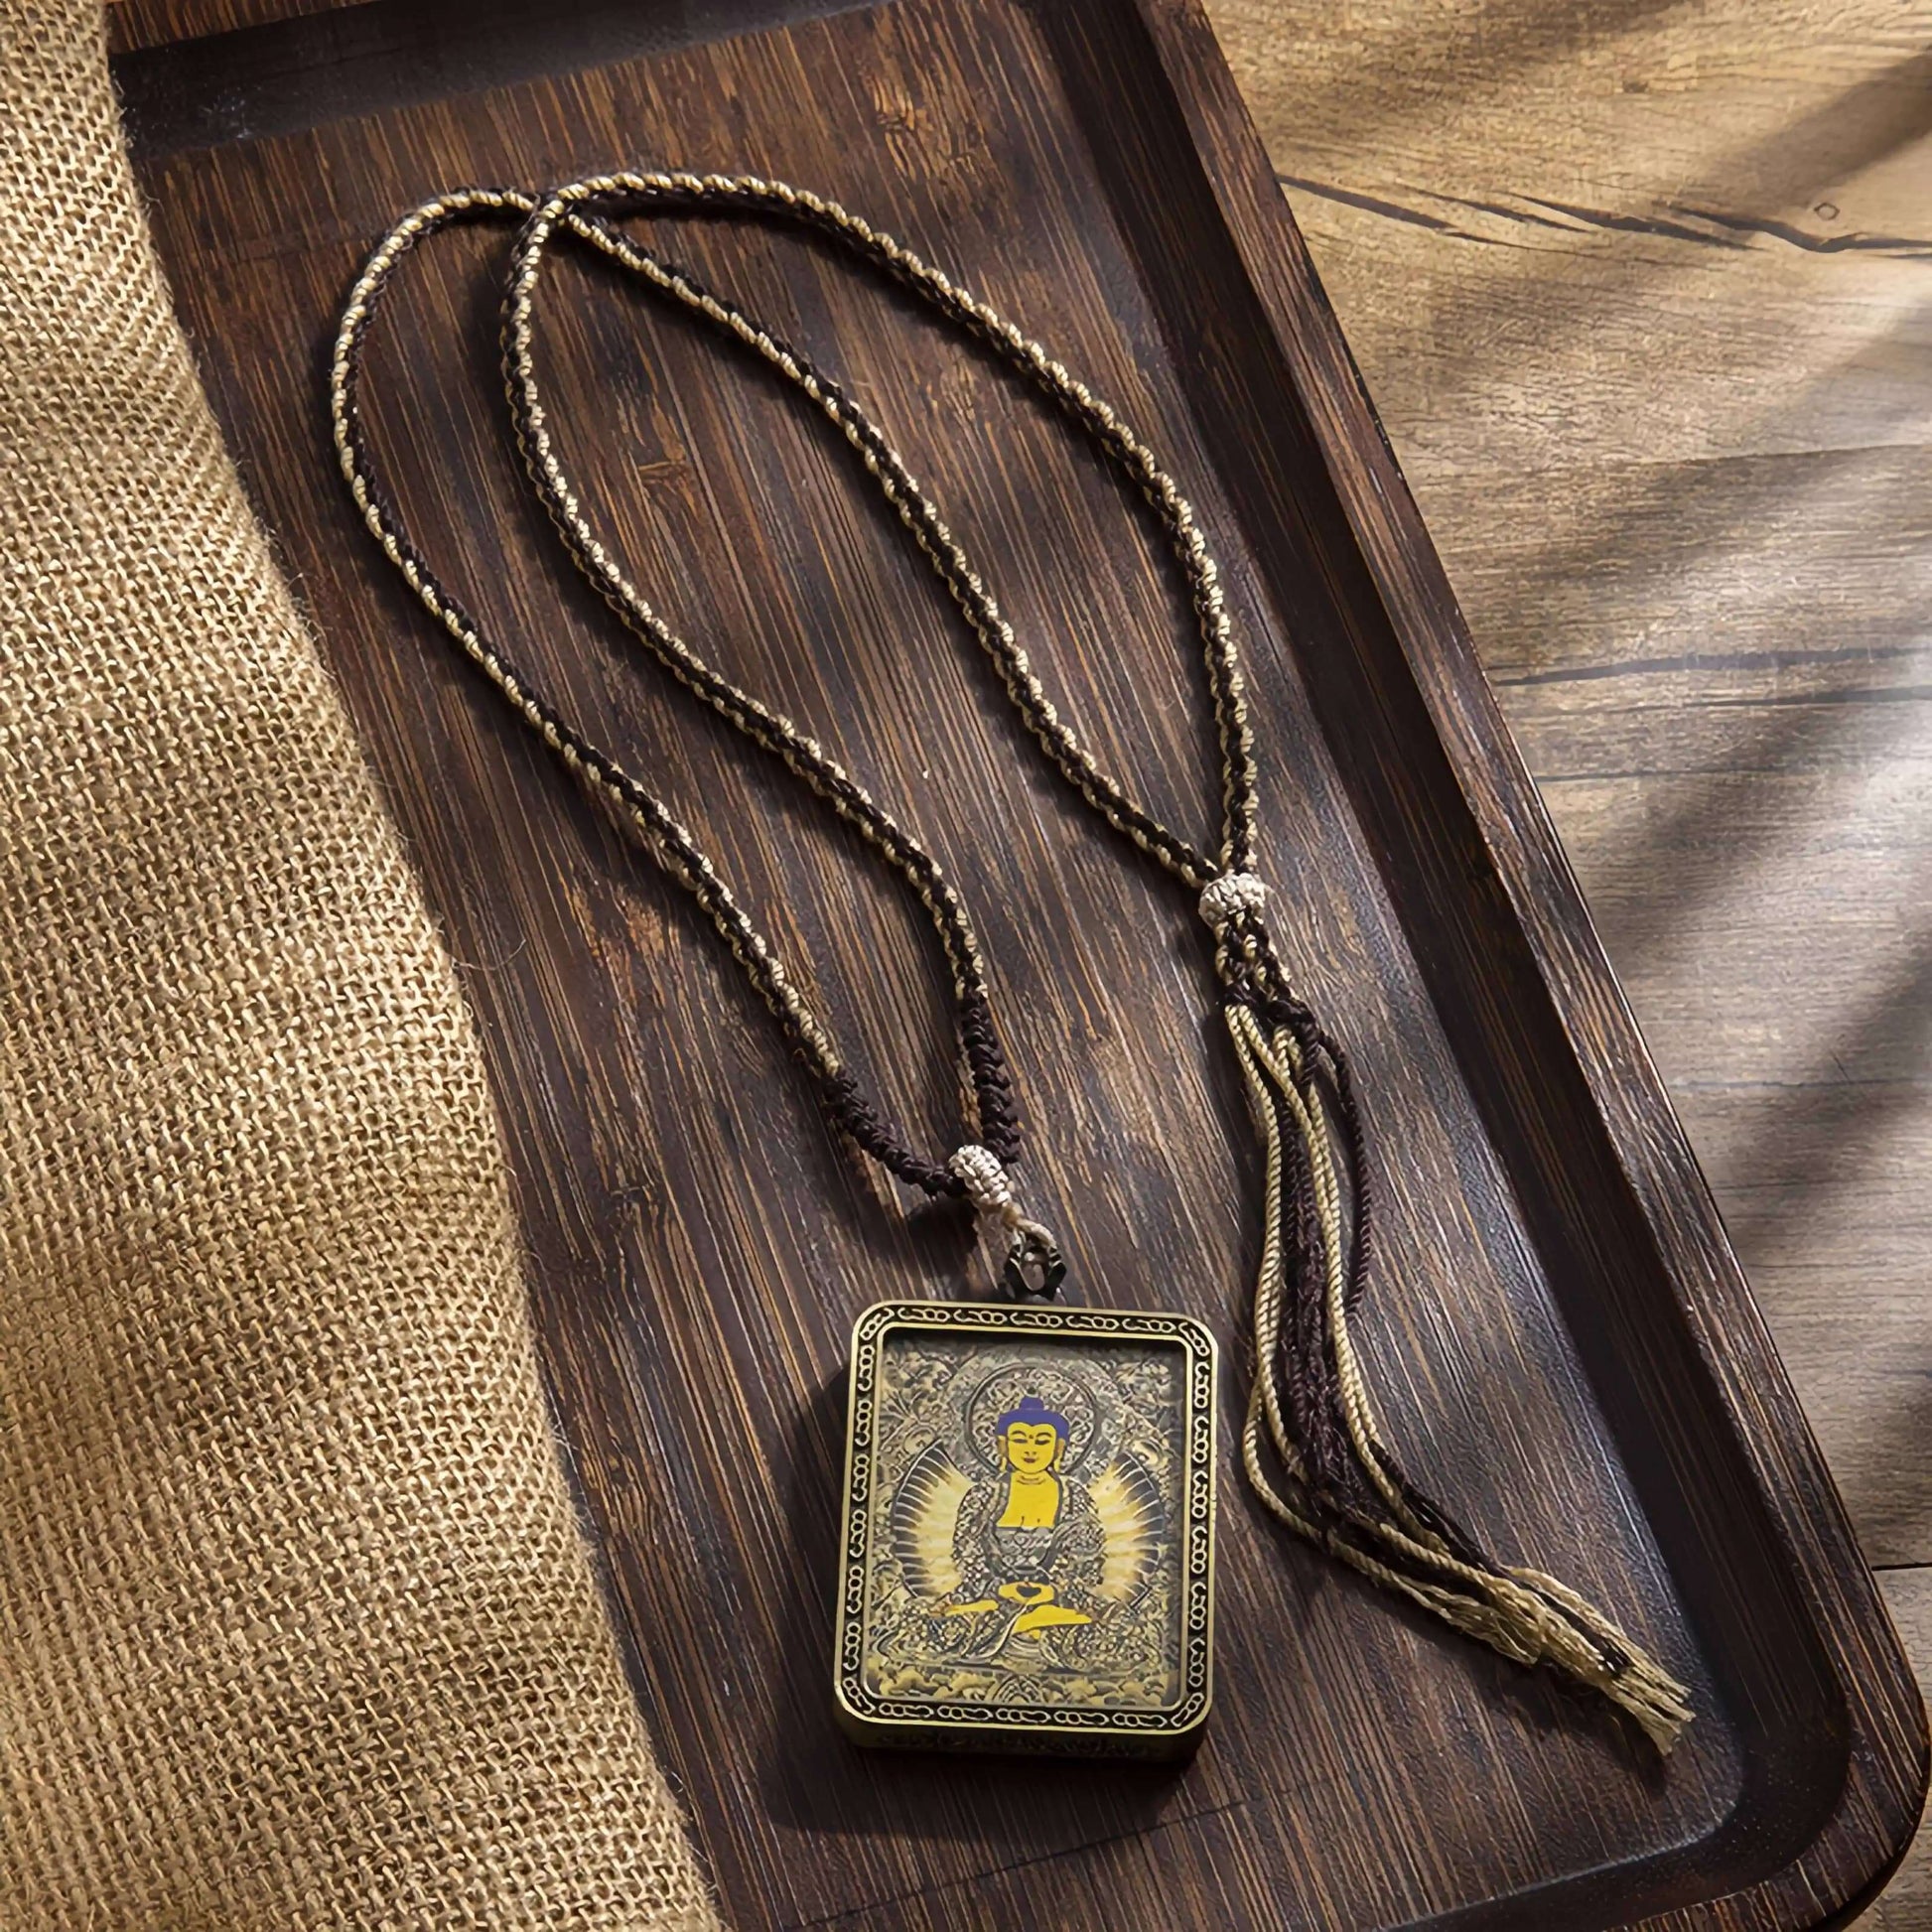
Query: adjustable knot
[[1198, 870, 1269, 929], [949, 1143, 1019, 1224], [948, 1145, 1066, 1303]]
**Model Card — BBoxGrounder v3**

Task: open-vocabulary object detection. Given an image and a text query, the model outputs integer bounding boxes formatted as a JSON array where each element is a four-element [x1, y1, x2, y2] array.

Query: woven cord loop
[[331, 171, 1689, 1748]]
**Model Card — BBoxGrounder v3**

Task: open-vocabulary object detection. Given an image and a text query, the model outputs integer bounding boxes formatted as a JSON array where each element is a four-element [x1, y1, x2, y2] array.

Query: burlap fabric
[[0, 7, 719, 1925]]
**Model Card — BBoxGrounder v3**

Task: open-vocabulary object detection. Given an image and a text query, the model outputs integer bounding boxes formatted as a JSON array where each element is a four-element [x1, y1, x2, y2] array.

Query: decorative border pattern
[[834, 1300, 1216, 1750]]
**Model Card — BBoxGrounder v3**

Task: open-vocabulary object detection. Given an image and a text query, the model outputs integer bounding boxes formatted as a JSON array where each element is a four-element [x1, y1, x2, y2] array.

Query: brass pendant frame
[[835, 1299, 1216, 1758]]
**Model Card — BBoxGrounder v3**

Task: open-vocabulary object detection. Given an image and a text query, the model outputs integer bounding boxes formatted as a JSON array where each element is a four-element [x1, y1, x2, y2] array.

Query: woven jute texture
[[0, 7, 720, 1925]]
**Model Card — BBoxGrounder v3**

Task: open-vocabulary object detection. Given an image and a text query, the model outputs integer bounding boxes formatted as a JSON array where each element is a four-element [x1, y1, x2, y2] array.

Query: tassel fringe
[[1224, 999, 1693, 1753]]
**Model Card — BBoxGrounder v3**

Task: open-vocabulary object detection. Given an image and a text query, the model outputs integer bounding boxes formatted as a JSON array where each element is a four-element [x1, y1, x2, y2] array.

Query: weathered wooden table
[[1203, 4, 1932, 1918]]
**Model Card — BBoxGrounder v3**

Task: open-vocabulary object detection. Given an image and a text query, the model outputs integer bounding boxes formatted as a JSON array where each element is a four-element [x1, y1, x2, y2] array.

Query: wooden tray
[[111, 1, 1928, 1924]]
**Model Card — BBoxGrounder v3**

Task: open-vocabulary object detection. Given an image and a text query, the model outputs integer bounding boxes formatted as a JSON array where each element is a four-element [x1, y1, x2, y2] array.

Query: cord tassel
[[1223, 997, 1694, 1753]]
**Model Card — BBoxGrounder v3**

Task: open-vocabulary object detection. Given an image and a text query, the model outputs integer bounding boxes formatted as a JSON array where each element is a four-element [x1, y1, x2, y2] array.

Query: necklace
[[331, 172, 1690, 1756]]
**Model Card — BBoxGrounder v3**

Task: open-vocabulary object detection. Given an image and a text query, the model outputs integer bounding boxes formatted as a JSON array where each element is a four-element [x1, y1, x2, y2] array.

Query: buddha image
[[939, 1394, 1106, 1650], [888, 1366, 1166, 1669]]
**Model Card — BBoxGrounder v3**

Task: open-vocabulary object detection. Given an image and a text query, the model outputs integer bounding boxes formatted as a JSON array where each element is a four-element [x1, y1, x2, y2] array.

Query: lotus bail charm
[[947, 1143, 1068, 1304]]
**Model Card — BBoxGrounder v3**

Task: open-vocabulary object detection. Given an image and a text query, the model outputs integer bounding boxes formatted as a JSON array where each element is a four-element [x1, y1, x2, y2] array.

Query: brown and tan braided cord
[[330, 173, 1691, 1748]]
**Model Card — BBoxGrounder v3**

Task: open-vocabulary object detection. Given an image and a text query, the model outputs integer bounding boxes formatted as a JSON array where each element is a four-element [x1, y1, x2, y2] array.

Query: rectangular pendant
[[835, 1299, 1216, 1758]]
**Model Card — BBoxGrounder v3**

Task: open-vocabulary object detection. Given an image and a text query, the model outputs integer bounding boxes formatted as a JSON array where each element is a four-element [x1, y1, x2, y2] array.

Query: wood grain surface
[[1202, 5, 1932, 1916], [108, 0, 1926, 1925], [107, 0, 362, 51]]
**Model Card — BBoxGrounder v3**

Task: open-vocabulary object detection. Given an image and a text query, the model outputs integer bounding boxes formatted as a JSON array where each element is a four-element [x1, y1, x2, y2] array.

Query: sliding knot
[[949, 1143, 1018, 1221], [1198, 870, 1268, 929], [950, 1145, 1066, 1302]]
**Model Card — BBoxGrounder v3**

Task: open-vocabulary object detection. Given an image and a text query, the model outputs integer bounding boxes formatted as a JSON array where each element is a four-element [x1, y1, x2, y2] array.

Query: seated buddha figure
[[941, 1395, 1106, 1647]]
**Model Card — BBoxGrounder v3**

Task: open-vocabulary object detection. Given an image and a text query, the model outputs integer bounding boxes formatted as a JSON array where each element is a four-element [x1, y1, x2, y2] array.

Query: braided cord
[[508, 172, 1255, 890], [330, 175, 1253, 1199], [333, 190, 964, 1193]]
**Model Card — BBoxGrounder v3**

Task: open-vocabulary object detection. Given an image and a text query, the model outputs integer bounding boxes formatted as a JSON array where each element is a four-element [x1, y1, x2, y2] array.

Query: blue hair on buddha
[[997, 1393, 1068, 1435]]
